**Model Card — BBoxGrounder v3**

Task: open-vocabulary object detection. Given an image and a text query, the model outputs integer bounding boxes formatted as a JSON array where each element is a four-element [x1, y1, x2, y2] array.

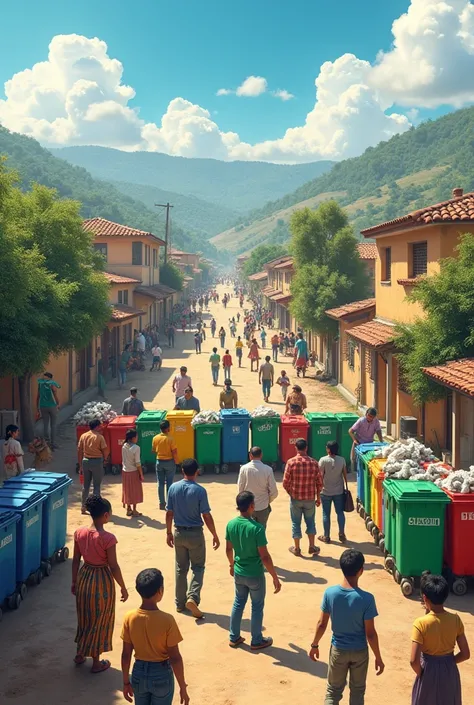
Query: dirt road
[[1, 287, 472, 705]]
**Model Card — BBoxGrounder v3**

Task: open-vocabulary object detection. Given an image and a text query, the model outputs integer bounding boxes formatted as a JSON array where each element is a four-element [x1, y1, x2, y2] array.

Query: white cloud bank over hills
[[1, 1, 474, 163]]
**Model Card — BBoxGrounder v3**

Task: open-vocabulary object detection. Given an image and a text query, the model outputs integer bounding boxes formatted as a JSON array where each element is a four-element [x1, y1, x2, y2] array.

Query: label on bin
[[256, 423, 272, 432], [232, 426, 241, 434], [141, 430, 157, 438], [0, 533, 13, 549], [52, 498, 64, 511], [408, 517, 440, 526], [318, 426, 332, 435], [461, 512, 474, 521], [203, 430, 215, 436], [26, 514, 40, 529], [175, 425, 186, 433]]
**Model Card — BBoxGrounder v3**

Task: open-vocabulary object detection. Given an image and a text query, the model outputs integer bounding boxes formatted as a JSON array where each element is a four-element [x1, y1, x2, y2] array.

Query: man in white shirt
[[237, 446, 278, 528], [136, 330, 146, 353], [172, 366, 192, 403], [150, 344, 163, 371]]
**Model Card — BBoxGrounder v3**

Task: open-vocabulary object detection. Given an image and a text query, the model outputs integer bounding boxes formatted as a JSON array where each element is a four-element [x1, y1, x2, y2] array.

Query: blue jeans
[[156, 460, 175, 507], [211, 366, 219, 384], [321, 493, 346, 537], [220, 337, 225, 348], [230, 573, 266, 646], [262, 379, 271, 398], [272, 345, 278, 362], [118, 368, 127, 385], [290, 498, 316, 539], [131, 660, 174, 705]]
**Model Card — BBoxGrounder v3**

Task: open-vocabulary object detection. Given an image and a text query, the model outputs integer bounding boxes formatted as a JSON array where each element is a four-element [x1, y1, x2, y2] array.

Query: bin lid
[[0, 510, 21, 528], [355, 442, 387, 455], [281, 415, 309, 426], [335, 412, 360, 420], [5, 473, 72, 492], [251, 415, 280, 426], [0, 488, 46, 511], [195, 422, 222, 430], [220, 409, 251, 420], [442, 488, 474, 502], [108, 415, 137, 427], [166, 410, 196, 420], [388, 480, 451, 503], [136, 410, 167, 424], [368, 458, 387, 478], [304, 412, 339, 422]]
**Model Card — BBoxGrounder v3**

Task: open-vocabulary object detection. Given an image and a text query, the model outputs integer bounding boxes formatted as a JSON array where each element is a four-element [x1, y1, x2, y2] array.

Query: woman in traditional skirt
[[72, 495, 128, 673], [248, 338, 260, 372], [411, 573, 470, 705], [121, 428, 144, 516]]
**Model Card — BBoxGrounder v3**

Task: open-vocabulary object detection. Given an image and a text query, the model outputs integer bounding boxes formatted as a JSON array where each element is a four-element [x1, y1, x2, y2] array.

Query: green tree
[[243, 244, 287, 277], [159, 261, 184, 291], [289, 202, 370, 335], [0, 164, 111, 438], [396, 234, 474, 404]]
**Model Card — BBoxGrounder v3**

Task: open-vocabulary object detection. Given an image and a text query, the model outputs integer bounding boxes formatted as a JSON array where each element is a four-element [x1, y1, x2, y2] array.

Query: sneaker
[[251, 637, 273, 651], [159, 504, 166, 510], [185, 598, 204, 619], [176, 605, 185, 613]]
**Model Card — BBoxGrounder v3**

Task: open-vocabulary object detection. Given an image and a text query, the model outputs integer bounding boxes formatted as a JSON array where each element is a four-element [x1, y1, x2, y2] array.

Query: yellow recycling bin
[[165, 410, 196, 464]]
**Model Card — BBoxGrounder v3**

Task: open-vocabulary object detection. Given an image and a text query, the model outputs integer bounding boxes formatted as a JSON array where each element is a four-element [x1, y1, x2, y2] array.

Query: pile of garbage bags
[[374, 439, 435, 479], [250, 406, 279, 418], [191, 410, 221, 426], [73, 401, 117, 426], [435, 468, 474, 493]]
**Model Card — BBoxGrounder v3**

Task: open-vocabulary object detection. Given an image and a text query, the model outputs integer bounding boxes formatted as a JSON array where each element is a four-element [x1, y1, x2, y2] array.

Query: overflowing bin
[[107, 416, 137, 473], [305, 412, 340, 461], [368, 458, 387, 541], [280, 415, 309, 464], [251, 415, 281, 467], [0, 510, 22, 613], [354, 443, 386, 516], [136, 410, 167, 471], [4, 471, 72, 569], [443, 490, 474, 596], [195, 422, 222, 473], [335, 412, 359, 470], [166, 410, 196, 464], [220, 409, 251, 471]]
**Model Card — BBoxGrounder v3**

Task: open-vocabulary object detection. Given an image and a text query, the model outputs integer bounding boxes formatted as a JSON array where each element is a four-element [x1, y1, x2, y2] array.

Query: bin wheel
[[366, 520, 375, 533], [35, 569, 43, 585], [142, 463, 150, 475], [59, 547, 69, 563], [75, 462, 80, 474], [214, 465, 220, 474], [356, 499, 360, 513], [358, 506, 365, 518], [394, 569, 402, 585], [379, 538, 386, 554], [221, 464, 229, 474], [198, 465, 205, 476], [19, 583, 27, 600], [371, 525, 379, 540], [401, 578, 414, 597], [111, 464, 120, 475], [8, 593, 21, 610], [384, 555, 394, 571], [271, 463, 278, 471], [452, 578, 468, 596], [42, 560, 52, 577]]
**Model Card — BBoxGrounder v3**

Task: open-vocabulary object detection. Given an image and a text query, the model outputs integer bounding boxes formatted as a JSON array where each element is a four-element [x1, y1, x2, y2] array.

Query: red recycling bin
[[280, 415, 309, 463], [443, 490, 474, 582], [107, 416, 137, 469]]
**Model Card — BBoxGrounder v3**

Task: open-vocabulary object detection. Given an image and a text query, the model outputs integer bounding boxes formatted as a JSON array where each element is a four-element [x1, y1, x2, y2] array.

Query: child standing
[[222, 349, 233, 379], [410, 573, 469, 705], [121, 568, 189, 705], [276, 371, 291, 401], [309, 549, 384, 703], [235, 336, 244, 367]]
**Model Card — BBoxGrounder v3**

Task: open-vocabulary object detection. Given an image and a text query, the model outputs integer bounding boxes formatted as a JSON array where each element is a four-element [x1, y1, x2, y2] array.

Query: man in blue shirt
[[309, 549, 384, 704], [166, 458, 220, 618], [174, 387, 201, 413]]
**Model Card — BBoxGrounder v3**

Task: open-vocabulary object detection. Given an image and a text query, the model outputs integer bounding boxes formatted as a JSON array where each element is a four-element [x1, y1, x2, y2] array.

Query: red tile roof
[[357, 243, 377, 260], [84, 217, 165, 245], [248, 270, 268, 281], [103, 272, 141, 284], [422, 359, 474, 397], [264, 255, 293, 270], [362, 191, 474, 237], [326, 298, 376, 320], [347, 320, 395, 348], [111, 304, 144, 322], [135, 284, 177, 300]]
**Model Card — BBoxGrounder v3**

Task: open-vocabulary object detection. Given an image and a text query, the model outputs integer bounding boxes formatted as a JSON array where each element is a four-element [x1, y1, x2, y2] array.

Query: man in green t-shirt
[[209, 347, 221, 386], [225, 491, 281, 651], [36, 372, 61, 448]]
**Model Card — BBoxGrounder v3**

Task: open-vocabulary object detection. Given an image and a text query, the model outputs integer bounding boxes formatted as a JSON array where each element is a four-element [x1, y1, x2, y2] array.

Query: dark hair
[[44, 372, 53, 379], [180, 366, 187, 372], [124, 343, 131, 351], [265, 355, 271, 362], [125, 428, 137, 442], [130, 387, 138, 394], [160, 420, 170, 432], [250, 446, 262, 458], [89, 419, 101, 430], [340, 549, 365, 577], [225, 349, 230, 354], [293, 384, 302, 393], [224, 378, 232, 386], [298, 333, 303, 339], [85, 495, 112, 519], [236, 491, 254, 512], [326, 440, 339, 455], [213, 347, 217, 353], [136, 568, 164, 598], [421, 573, 449, 605], [367, 407, 377, 417], [5, 424, 19, 440], [184, 386, 193, 393], [295, 438, 307, 451], [182, 458, 199, 476]]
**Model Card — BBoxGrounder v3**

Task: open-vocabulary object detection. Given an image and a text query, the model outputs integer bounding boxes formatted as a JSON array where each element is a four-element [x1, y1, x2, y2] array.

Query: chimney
[[452, 187, 463, 198]]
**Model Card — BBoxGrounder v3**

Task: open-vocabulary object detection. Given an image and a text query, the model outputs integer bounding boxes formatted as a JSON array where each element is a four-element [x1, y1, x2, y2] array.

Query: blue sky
[[0, 1, 472, 162]]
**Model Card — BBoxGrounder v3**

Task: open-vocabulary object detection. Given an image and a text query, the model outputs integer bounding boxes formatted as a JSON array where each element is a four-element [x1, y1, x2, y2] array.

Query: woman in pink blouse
[[72, 495, 128, 673]]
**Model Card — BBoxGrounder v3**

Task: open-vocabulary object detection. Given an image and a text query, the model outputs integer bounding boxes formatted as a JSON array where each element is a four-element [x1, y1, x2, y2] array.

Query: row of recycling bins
[[0, 471, 72, 621], [355, 443, 474, 597], [82, 410, 360, 475]]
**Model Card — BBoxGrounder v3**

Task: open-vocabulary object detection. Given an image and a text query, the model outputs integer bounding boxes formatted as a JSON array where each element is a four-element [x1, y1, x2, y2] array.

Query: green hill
[[0, 126, 220, 259], [214, 106, 474, 252], [50, 145, 333, 213]]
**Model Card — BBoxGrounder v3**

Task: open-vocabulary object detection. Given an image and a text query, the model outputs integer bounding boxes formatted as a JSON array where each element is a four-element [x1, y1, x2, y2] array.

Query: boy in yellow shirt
[[235, 336, 244, 368], [121, 568, 189, 705], [152, 420, 178, 510]]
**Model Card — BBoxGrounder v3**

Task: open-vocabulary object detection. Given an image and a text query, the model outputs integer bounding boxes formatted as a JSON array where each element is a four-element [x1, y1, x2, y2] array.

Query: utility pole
[[155, 202, 173, 263]]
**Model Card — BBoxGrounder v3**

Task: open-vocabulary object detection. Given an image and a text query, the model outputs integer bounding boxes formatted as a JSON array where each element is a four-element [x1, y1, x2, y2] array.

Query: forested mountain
[[50, 145, 333, 212], [0, 126, 220, 259]]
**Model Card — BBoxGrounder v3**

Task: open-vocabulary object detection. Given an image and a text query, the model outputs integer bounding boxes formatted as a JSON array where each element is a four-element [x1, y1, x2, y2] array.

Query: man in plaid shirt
[[283, 438, 322, 557]]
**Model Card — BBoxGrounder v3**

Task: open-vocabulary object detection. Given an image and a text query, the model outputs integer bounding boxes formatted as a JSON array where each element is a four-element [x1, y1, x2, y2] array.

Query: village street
[[1, 287, 473, 705]]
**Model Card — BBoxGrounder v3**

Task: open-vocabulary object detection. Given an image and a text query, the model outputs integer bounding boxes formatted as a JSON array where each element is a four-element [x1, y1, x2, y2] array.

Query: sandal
[[309, 546, 321, 555], [339, 533, 347, 543], [131, 511, 142, 517], [229, 636, 246, 648], [318, 535, 331, 544], [91, 659, 111, 674], [74, 655, 86, 665], [289, 546, 301, 557]]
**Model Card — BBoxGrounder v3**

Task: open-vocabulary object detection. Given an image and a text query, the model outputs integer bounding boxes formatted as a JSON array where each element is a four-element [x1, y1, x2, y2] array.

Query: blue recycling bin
[[0, 510, 21, 608], [220, 409, 251, 465], [0, 488, 45, 584], [5, 472, 72, 562], [355, 443, 387, 510]]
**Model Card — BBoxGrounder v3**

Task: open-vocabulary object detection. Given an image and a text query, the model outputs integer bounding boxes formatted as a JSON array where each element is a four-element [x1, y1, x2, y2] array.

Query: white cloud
[[235, 75, 268, 97], [2, 4, 474, 163]]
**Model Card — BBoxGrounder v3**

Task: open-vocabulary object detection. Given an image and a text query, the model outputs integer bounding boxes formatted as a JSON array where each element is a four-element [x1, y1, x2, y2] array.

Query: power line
[[155, 202, 173, 263]]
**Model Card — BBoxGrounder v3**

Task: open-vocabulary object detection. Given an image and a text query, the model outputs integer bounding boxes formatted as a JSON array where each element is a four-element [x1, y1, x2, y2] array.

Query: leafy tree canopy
[[396, 234, 474, 404], [243, 244, 287, 277], [160, 261, 184, 291]]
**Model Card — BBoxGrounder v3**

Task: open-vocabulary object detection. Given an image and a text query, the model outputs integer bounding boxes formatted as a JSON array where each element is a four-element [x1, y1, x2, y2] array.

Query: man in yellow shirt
[[152, 420, 178, 510], [235, 336, 244, 368]]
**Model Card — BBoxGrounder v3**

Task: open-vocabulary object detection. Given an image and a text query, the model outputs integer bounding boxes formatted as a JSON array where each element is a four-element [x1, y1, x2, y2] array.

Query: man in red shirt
[[283, 438, 322, 557]]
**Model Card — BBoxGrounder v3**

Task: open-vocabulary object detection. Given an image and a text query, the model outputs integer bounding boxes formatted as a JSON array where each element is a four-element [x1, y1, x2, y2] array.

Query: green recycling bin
[[195, 423, 222, 472], [136, 410, 167, 469], [251, 416, 281, 465], [391, 480, 450, 577], [305, 412, 340, 461], [335, 412, 359, 469], [361, 453, 374, 518], [383, 479, 397, 557]]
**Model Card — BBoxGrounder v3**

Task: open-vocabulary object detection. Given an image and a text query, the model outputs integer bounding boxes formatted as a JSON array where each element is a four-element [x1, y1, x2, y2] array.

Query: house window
[[132, 242, 143, 265], [118, 290, 123, 304], [382, 247, 391, 282], [94, 243, 107, 260], [123, 290, 129, 305], [345, 338, 356, 370], [411, 241, 427, 277], [145, 244, 150, 266], [153, 249, 157, 268]]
